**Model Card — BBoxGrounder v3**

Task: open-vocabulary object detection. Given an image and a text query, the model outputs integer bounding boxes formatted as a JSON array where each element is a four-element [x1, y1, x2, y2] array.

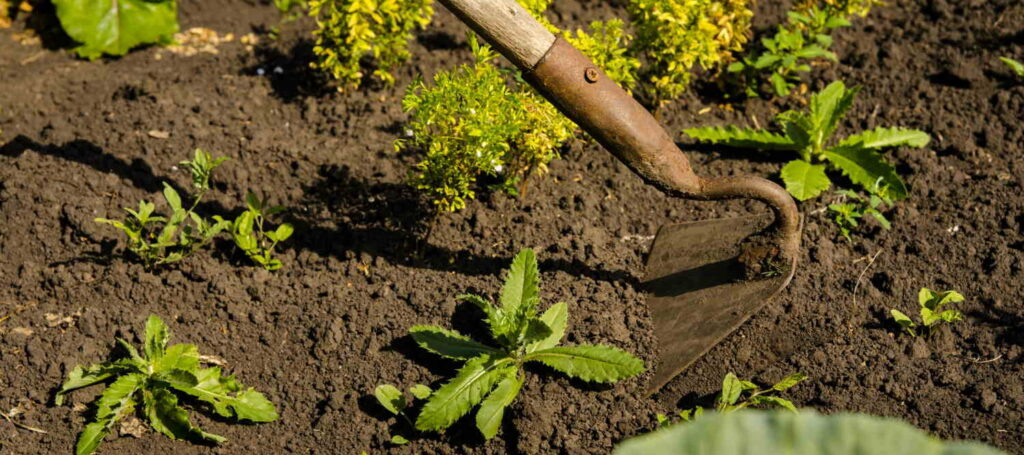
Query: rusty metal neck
[[525, 38, 800, 260]]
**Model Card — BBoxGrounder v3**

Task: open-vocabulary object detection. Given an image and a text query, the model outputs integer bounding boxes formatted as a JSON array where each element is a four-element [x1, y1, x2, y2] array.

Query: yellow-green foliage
[[309, 0, 433, 88], [506, 90, 575, 191], [799, 0, 880, 18], [566, 20, 641, 92], [627, 0, 753, 103]]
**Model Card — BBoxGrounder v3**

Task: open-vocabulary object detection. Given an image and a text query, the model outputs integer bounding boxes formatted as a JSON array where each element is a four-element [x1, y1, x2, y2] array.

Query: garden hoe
[[439, 0, 802, 395]]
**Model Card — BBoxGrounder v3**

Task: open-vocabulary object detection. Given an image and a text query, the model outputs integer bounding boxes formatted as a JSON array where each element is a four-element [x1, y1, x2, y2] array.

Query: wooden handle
[[437, 0, 555, 69]]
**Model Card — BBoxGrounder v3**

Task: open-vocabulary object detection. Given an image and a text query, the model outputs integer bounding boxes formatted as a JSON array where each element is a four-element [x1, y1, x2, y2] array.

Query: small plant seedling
[[373, 383, 432, 445], [1000, 57, 1024, 79], [828, 183, 892, 241], [656, 406, 704, 428], [409, 249, 644, 440], [96, 149, 231, 267], [715, 372, 807, 413], [685, 80, 930, 201], [56, 316, 278, 455], [891, 288, 964, 338], [51, 0, 178, 59], [232, 193, 294, 271]]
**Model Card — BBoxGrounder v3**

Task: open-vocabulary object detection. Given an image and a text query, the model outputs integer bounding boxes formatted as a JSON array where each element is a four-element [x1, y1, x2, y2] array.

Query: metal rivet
[[584, 67, 599, 83]]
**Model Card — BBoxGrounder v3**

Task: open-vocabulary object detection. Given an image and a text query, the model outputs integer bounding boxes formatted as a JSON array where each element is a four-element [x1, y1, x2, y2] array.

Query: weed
[[55, 316, 278, 455], [309, 0, 433, 88], [715, 372, 806, 412], [891, 288, 964, 338], [828, 183, 892, 241], [52, 0, 178, 59], [96, 149, 231, 267], [409, 249, 644, 440], [231, 193, 294, 271], [373, 383, 432, 445], [685, 80, 930, 201]]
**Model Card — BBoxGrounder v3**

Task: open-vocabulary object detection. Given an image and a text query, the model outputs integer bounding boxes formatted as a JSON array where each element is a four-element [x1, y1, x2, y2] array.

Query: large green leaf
[[823, 145, 908, 199], [173, 367, 279, 422], [497, 249, 541, 331], [839, 127, 930, 150], [613, 410, 1005, 455], [683, 126, 797, 151], [52, 0, 179, 60], [780, 160, 831, 201], [475, 372, 523, 440], [526, 302, 568, 353], [75, 373, 144, 455], [809, 81, 859, 148], [409, 325, 499, 360], [155, 343, 200, 374], [143, 388, 226, 444], [415, 356, 514, 432], [56, 362, 137, 405], [374, 384, 405, 415], [525, 345, 644, 383]]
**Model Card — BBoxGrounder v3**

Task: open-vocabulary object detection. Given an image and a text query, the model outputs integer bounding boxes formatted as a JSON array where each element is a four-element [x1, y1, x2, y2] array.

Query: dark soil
[[1, 0, 1023, 453]]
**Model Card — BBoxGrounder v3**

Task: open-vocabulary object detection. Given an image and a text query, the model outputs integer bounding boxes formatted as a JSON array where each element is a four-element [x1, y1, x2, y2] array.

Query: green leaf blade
[[409, 325, 499, 360], [53, 0, 179, 60], [526, 302, 568, 353], [415, 356, 512, 432], [780, 160, 831, 201], [525, 345, 644, 383], [684, 126, 797, 151], [840, 127, 930, 149], [475, 373, 523, 440], [823, 145, 907, 200], [374, 384, 405, 415]]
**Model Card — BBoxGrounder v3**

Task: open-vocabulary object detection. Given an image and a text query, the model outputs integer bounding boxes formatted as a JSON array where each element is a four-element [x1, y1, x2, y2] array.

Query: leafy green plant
[[565, 19, 641, 92], [656, 406, 704, 428], [96, 149, 231, 267], [626, 0, 753, 103], [827, 183, 892, 241], [409, 248, 644, 440], [55, 316, 278, 455], [231, 193, 294, 271], [685, 80, 930, 201], [727, 0, 879, 97], [1001, 57, 1024, 79], [309, 0, 433, 88], [373, 383, 432, 445], [891, 288, 964, 338], [715, 372, 806, 413], [615, 410, 1004, 455], [51, 0, 179, 60]]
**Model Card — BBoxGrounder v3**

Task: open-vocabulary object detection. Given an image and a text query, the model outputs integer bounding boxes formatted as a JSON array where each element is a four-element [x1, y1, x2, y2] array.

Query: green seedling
[[685, 80, 930, 201], [715, 372, 806, 412], [1000, 57, 1024, 79], [828, 183, 892, 241], [232, 193, 294, 271], [51, 0, 178, 60], [891, 288, 964, 338], [409, 249, 644, 440], [373, 383, 432, 445], [656, 406, 704, 428], [96, 149, 231, 267], [309, 0, 433, 88], [626, 0, 753, 104], [565, 19, 641, 92], [55, 316, 278, 455]]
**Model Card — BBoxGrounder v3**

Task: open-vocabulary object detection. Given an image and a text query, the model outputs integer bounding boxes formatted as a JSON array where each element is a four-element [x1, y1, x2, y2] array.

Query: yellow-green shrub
[[309, 0, 433, 88], [627, 0, 753, 103], [566, 19, 641, 92]]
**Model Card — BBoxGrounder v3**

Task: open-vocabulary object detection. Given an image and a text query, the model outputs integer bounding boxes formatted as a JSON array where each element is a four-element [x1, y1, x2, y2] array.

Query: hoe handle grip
[[437, 0, 801, 260]]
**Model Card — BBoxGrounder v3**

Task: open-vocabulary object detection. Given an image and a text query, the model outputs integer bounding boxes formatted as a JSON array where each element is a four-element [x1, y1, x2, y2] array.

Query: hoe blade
[[642, 213, 795, 395]]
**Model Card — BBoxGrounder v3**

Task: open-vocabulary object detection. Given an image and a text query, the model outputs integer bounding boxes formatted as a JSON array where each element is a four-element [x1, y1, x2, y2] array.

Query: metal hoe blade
[[642, 213, 796, 395]]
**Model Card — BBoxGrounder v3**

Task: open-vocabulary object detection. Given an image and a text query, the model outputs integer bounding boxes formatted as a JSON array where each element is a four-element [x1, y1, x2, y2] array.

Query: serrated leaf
[[823, 145, 907, 200], [57, 363, 135, 405], [810, 81, 859, 146], [499, 248, 540, 317], [771, 373, 807, 392], [749, 395, 798, 413], [374, 384, 405, 415], [415, 356, 513, 432], [719, 373, 744, 407], [525, 345, 644, 383], [144, 388, 225, 444], [780, 160, 831, 201], [76, 373, 144, 455], [840, 127, 930, 150], [521, 319, 553, 346], [684, 126, 797, 151], [526, 302, 568, 353], [475, 372, 523, 440], [52, 0, 179, 60], [409, 384, 432, 400], [144, 315, 169, 361], [151, 369, 198, 389], [409, 325, 498, 360], [173, 367, 279, 422], [155, 343, 199, 374]]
